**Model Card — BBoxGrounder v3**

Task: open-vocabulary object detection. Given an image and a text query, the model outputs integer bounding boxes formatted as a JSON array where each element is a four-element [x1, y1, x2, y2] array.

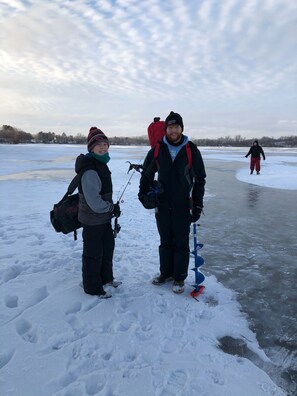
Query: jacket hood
[[75, 153, 95, 174], [253, 140, 259, 145]]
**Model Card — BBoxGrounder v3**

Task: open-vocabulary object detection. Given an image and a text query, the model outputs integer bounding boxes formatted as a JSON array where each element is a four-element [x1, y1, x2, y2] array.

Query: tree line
[[0, 124, 296, 147]]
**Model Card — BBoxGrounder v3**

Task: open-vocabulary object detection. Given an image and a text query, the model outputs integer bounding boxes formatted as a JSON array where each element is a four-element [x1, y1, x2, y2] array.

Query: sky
[[0, 0, 296, 139]]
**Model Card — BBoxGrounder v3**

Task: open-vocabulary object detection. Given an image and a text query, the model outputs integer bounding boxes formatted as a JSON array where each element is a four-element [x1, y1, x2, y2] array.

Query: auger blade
[[191, 269, 205, 284], [190, 285, 205, 299], [191, 223, 205, 298], [194, 256, 204, 267]]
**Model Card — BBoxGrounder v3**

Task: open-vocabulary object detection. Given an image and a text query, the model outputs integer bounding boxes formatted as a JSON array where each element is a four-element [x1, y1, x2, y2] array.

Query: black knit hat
[[87, 127, 109, 152], [165, 111, 184, 131]]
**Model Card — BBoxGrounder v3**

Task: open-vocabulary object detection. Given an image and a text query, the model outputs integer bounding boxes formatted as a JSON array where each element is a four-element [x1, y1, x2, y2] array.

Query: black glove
[[139, 194, 157, 209], [191, 207, 202, 223], [111, 203, 121, 217]]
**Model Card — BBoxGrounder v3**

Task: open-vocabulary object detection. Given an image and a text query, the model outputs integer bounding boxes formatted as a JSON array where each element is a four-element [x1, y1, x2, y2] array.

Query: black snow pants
[[82, 222, 115, 295], [155, 206, 191, 281]]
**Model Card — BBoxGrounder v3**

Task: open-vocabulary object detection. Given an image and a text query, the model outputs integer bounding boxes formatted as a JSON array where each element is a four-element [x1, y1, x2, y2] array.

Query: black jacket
[[75, 153, 113, 225], [245, 142, 265, 159], [139, 140, 206, 209]]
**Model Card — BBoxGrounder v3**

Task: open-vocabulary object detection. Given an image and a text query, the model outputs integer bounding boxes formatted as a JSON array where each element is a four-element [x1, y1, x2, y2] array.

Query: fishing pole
[[113, 160, 144, 238]]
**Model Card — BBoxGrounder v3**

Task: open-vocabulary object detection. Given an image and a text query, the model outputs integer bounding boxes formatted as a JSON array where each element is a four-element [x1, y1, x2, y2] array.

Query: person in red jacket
[[245, 140, 266, 175]]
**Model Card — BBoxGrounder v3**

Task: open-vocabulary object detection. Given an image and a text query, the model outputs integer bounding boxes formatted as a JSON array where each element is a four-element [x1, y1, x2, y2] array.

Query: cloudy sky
[[0, 0, 296, 139]]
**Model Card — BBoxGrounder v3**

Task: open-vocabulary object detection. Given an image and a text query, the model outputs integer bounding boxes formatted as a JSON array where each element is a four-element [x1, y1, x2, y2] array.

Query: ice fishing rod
[[116, 161, 143, 203], [113, 160, 144, 238]]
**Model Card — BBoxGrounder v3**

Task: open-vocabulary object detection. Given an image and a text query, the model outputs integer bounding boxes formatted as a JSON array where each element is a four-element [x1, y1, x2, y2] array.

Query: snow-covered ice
[[1, 144, 295, 395]]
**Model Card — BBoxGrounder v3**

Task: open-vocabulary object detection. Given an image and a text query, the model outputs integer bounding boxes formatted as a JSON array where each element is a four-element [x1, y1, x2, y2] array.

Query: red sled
[[148, 117, 166, 148]]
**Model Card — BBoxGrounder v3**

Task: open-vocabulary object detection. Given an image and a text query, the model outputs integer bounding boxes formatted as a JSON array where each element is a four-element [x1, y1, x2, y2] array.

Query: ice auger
[[190, 223, 205, 300]]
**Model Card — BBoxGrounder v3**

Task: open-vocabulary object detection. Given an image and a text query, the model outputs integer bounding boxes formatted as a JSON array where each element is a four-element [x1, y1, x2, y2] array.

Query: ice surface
[[0, 144, 295, 395]]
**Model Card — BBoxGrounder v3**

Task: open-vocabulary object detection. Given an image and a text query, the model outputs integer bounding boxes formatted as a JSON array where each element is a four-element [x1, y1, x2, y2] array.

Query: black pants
[[155, 206, 191, 281], [82, 222, 115, 295]]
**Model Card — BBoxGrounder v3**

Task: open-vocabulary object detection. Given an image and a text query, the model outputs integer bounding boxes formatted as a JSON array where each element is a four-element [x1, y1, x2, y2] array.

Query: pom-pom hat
[[87, 127, 110, 152]]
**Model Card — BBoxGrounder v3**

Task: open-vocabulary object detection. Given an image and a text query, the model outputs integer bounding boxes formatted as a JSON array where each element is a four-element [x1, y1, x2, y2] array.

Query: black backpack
[[50, 173, 81, 240]]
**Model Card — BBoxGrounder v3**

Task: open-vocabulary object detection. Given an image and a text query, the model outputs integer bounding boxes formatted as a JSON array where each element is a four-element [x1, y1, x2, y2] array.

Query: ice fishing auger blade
[[190, 223, 205, 299]]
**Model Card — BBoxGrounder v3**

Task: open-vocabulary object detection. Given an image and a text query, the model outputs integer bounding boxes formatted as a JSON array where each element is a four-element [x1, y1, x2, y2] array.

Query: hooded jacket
[[245, 141, 266, 159], [139, 137, 206, 209], [75, 153, 113, 225]]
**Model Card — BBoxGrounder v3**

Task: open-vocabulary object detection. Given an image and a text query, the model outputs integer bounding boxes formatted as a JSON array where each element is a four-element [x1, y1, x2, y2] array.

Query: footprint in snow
[[161, 309, 188, 353], [1, 265, 23, 282], [116, 313, 137, 332], [123, 350, 138, 362], [28, 233, 45, 246], [162, 369, 188, 394], [116, 298, 131, 314], [101, 351, 113, 361], [172, 311, 187, 328], [153, 294, 170, 314], [65, 301, 82, 315], [15, 318, 38, 343], [151, 363, 166, 389], [134, 316, 153, 341], [161, 336, 178, 354], [84, 374, 106, 395], [208, 369, 225, 386], [24, 286, 49, 310], [4, 295, 18, 308], [97, 319, 115, 334], [0, 349, 15, 369], [59, 371, 77, 388], [196, 308, 214, 321]]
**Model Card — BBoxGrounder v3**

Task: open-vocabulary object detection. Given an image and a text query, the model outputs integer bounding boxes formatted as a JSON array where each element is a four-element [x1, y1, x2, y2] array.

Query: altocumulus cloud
[[0, 0, 296, 137]]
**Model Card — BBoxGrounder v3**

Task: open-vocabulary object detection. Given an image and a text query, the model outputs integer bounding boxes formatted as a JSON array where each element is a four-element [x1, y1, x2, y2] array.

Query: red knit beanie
[[87, 127, 110, 152]]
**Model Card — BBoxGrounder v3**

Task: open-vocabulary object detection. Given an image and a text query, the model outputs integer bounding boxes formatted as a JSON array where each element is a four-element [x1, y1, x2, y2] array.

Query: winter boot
[[172, 280, 185, 294], [152, 275, 174, 285], [98, 291, 112, 299], [105, 280, 122, 288], [257, 171, 260, 175]]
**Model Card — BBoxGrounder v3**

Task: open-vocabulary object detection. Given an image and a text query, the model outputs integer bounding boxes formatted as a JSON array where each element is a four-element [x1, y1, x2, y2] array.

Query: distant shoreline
[[1, 142, 297, 148]]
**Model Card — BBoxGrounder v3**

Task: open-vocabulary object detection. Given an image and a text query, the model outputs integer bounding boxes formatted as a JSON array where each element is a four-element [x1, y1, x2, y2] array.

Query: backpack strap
[[185, 143, 192, 170], [67, 173, 80, 195], [153, 141, 161, 169], [56, 174, 80, 207]]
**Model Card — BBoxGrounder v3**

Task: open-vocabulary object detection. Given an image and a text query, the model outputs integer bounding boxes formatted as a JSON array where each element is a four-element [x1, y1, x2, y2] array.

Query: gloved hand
[[111, 203, 121, 217], [139, 194, 157, 209], [191, 207, 202, 223]]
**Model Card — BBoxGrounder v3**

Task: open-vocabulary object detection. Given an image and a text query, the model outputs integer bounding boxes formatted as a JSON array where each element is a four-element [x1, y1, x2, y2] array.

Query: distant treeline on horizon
[[0, 125, 296, 147]]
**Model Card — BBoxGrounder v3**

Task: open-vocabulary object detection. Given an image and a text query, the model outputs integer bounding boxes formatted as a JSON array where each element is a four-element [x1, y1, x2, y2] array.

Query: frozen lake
[[201, 150, 297, 392], [0, 143, 296, 395]]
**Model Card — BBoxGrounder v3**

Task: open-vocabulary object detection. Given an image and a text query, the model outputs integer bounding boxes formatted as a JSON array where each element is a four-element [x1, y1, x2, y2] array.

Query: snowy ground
[[1, 144, 295, 396]]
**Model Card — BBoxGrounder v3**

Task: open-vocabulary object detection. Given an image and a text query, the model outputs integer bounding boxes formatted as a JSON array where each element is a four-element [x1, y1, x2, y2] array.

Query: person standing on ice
[[245, 140, 266, 175], [75, 127, 122, 299], [138, 111, 206, 294]]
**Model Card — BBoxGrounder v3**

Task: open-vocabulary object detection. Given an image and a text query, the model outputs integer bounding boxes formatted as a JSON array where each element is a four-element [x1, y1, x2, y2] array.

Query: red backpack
[[147, 117, 166, 148]]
